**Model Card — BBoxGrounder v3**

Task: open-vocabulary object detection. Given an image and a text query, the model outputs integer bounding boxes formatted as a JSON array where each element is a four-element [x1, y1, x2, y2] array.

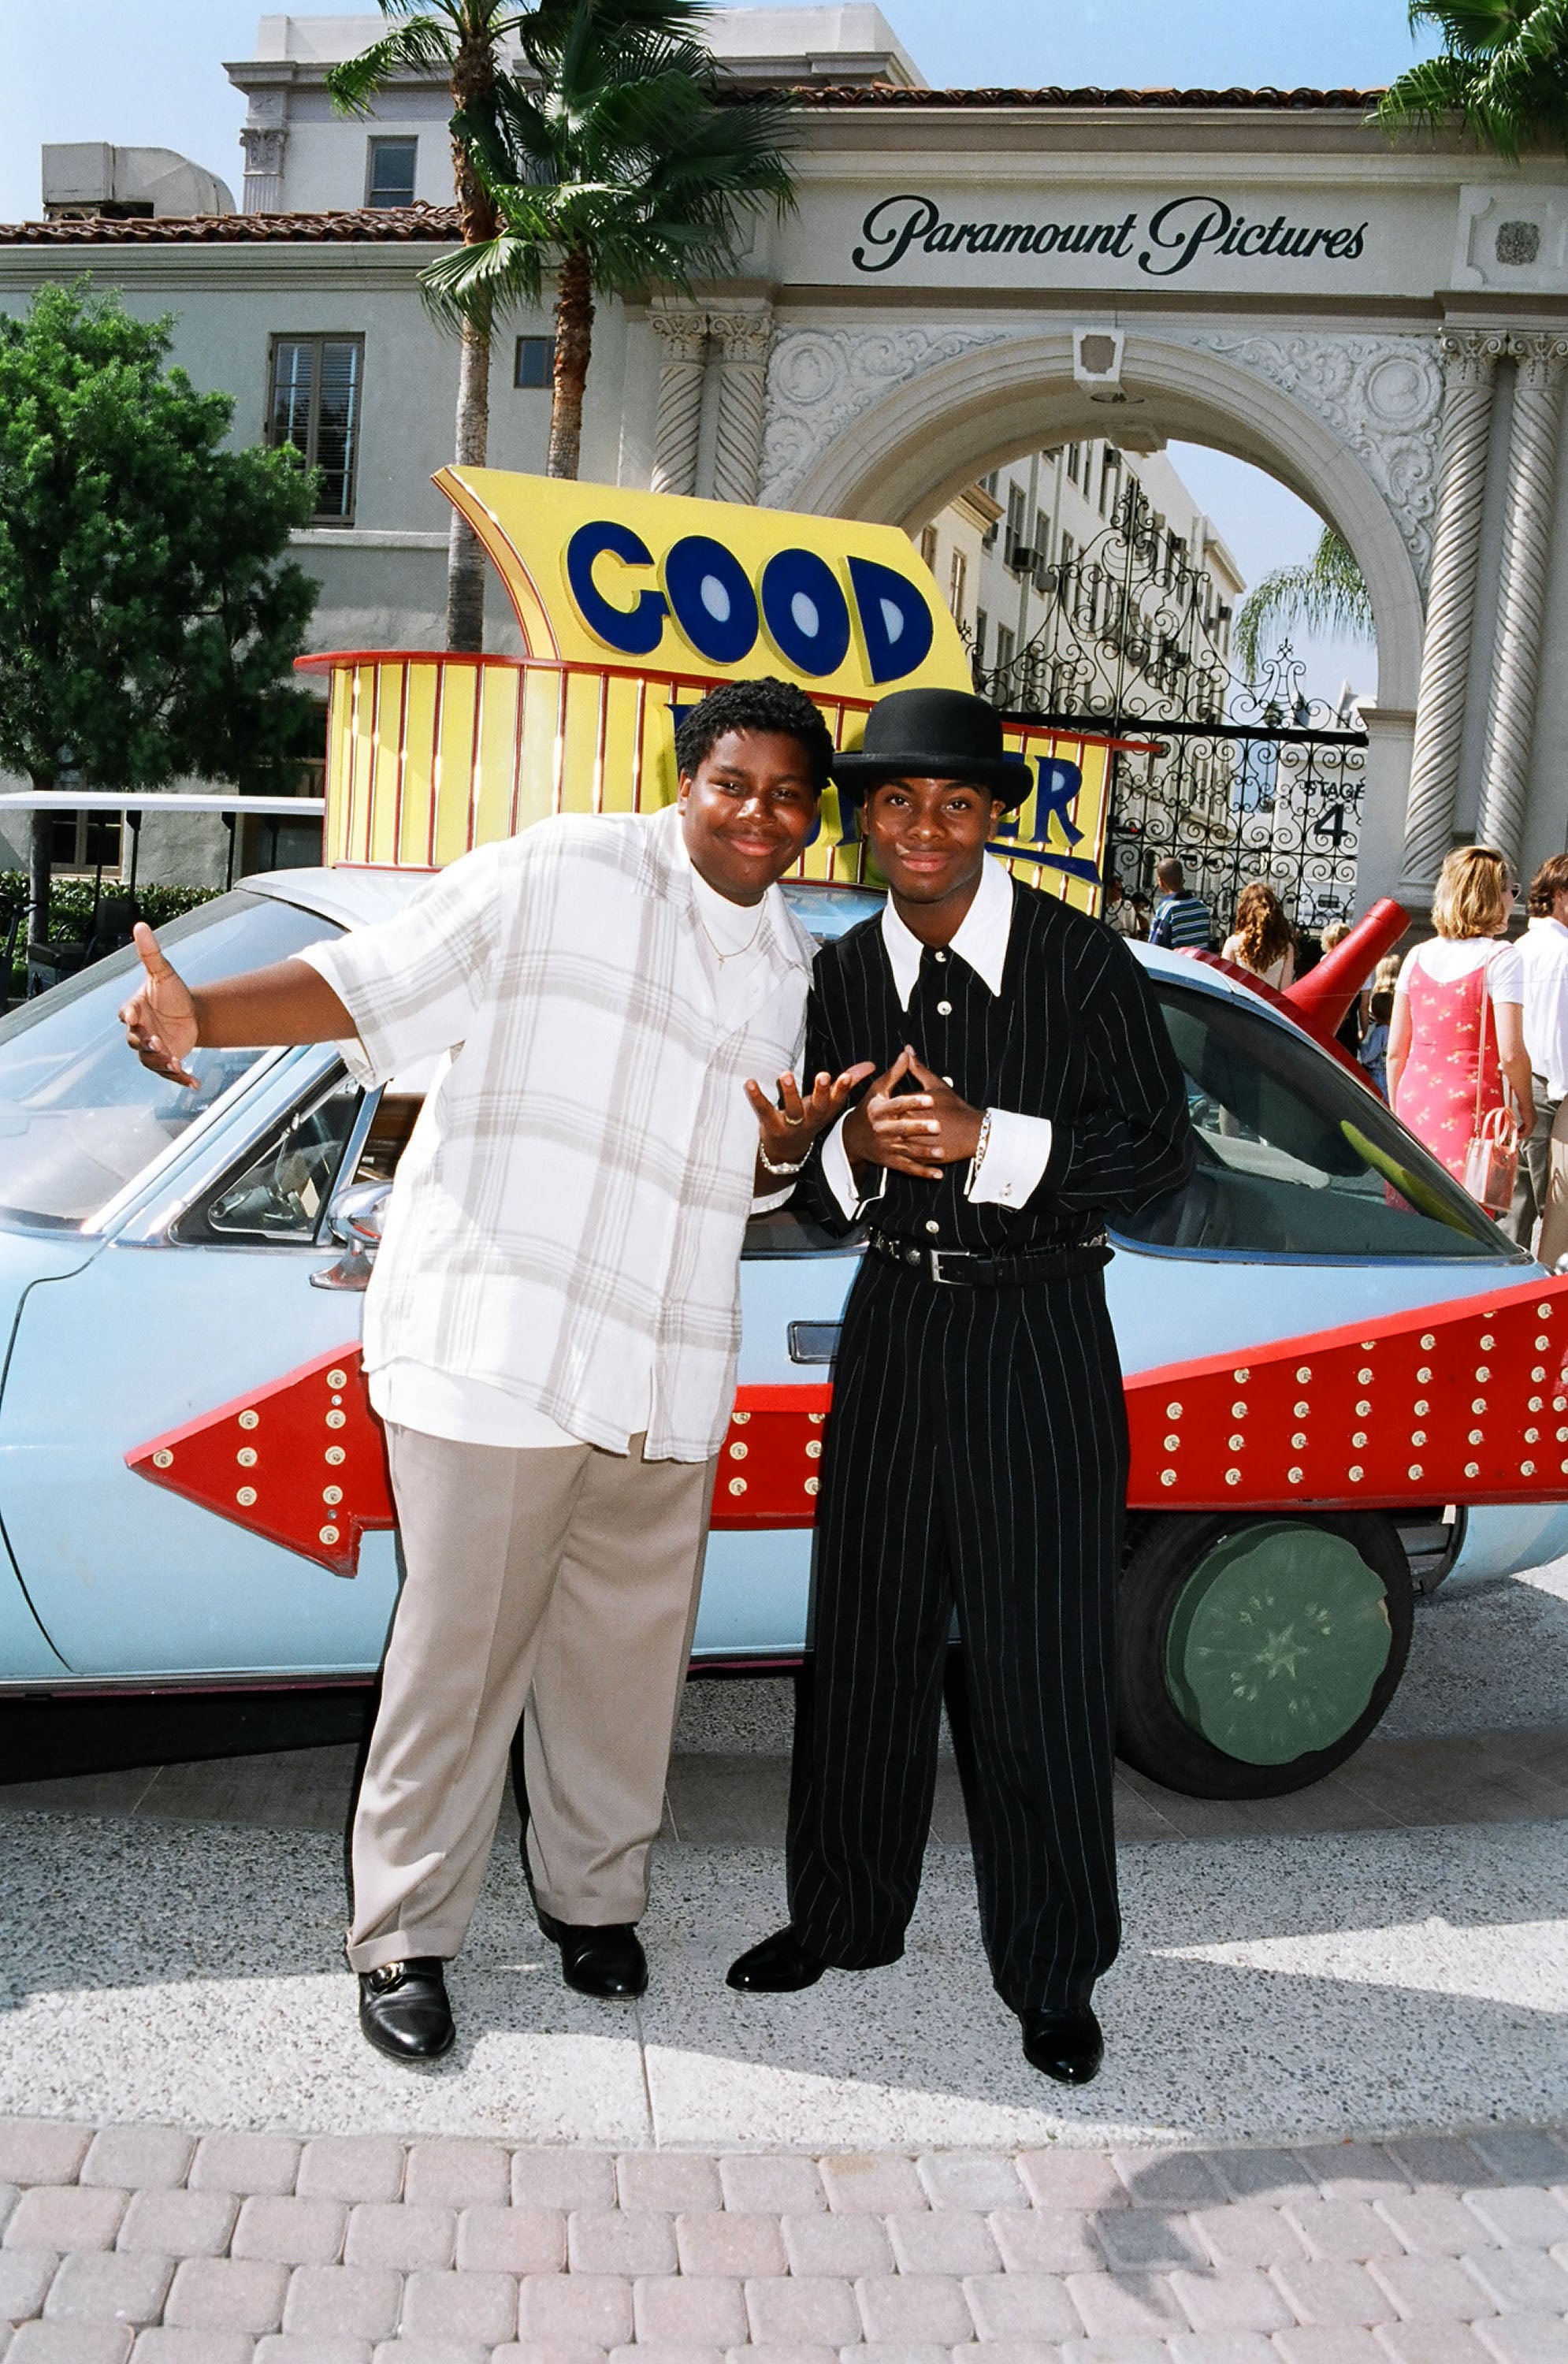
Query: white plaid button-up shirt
[[302, 805, 814, 1462]]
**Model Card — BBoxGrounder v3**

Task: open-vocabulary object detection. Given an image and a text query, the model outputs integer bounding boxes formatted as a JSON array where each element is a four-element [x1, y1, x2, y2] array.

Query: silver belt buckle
[[928, 1249, 964, 1284]]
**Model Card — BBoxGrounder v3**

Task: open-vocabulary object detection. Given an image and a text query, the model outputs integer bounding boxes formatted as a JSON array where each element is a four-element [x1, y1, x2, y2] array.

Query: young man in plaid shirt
[[120, 678, 869, 2064]]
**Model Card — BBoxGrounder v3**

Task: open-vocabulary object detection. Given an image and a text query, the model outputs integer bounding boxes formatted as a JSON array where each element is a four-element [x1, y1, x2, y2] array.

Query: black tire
[[1116, 1510, 1414, 1800]]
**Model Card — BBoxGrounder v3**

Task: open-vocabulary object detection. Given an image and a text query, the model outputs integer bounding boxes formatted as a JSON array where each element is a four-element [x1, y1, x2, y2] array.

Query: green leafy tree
[[1234, 527, 1375, 680], [0, 281, 319, 937], [1376, 0, 1568, 158], [424, 0, 797, 479], [327, 3, 529, 652]]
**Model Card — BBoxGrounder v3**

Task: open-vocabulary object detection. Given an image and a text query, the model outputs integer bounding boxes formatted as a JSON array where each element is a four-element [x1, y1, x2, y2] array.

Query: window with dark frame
[[514, 335, 555, 388], [48, 812, 122, 875], [366, 137, 417, 208], [266, 336, 364, 524]]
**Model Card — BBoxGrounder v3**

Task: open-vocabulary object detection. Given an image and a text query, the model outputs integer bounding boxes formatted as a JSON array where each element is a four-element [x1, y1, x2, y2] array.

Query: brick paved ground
[[0, 2115, 1565, 2362]]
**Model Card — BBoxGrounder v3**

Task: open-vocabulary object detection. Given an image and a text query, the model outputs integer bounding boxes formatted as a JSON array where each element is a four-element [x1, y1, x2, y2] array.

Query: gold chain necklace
[[694, 894, 767, 965]]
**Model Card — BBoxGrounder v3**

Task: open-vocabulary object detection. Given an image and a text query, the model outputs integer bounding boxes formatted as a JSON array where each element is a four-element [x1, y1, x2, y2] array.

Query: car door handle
[[788, 1321, 840, 1365]]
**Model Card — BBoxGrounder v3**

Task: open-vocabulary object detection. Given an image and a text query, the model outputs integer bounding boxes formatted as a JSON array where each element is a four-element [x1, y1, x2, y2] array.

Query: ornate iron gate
[[969, 487, 1368, 937]]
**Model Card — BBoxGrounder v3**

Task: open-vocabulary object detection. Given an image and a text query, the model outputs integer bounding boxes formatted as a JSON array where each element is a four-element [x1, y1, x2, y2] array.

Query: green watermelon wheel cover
[[1163, 1521, 1393, 1766]]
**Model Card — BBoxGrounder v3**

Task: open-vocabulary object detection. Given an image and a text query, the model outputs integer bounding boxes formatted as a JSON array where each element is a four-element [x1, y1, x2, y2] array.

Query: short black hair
[[674, 677, 833, 795]]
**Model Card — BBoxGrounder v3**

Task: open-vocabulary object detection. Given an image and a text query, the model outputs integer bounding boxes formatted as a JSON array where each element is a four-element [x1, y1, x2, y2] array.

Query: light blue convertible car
[[1, 868, 1562, 1800]]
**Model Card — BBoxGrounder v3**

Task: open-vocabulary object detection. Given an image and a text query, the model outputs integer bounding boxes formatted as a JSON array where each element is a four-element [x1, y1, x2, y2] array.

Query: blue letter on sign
[[1035, 756, 1084, 846], [567, 522, 667, 656], [846, 558, 934, 684], [663, 536, 760, 667], [760, 549, 853, 677]]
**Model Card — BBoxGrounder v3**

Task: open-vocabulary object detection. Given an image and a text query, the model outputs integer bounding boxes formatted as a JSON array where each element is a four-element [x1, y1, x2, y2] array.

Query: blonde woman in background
[[1221, 881, 1296, 989], [1386, 846, 1532, 1186]]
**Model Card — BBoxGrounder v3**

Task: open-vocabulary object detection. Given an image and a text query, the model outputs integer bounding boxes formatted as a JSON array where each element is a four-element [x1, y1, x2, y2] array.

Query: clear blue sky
[[0, 0, 1419, 697]]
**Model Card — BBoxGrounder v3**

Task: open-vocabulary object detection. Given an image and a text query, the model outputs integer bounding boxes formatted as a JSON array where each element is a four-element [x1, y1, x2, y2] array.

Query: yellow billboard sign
[[438, 466, 971, 697], [303, 469, 1129, 914]]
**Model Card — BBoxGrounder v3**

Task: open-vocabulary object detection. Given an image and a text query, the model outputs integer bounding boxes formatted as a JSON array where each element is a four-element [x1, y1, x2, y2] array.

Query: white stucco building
[[5, 6, 1568, 913], [918, 440, 1243, 699]]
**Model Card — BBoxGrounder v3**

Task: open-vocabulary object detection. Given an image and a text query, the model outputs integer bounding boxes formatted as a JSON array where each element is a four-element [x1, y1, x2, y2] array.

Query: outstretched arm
[[120, 922, 355, 1089]]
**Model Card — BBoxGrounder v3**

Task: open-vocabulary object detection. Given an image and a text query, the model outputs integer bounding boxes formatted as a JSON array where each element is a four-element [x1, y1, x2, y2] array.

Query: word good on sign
[[436, 469, 970, 703], [565, 523, 934, 682]]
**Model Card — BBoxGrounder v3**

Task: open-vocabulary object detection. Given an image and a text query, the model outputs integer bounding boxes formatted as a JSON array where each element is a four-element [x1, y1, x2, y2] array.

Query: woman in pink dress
[[1386, 845, 1533, 1187]]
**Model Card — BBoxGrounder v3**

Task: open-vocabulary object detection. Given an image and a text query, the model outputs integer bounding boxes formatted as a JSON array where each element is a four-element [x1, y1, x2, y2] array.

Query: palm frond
[[518, 0, 710, 68], [1408, 0, 1529, 57], [1380, 0, 1568, 154], [443, 0, 799, 394], [325, 20, 459, 116], [1234, 530, 1374, 679], [1374, 53, 1484, 136], [418, 228, 546, 326]]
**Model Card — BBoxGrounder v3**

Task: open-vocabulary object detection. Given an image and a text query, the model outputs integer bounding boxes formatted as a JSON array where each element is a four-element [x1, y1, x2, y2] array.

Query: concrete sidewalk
[[2, 1804, 1566, 2152]]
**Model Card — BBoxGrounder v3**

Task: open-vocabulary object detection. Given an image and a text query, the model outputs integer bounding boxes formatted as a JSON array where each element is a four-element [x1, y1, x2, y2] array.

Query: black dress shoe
[[727, 1925, 827, 1992], [357, 1958, 455, 2063], [537, 1912, 647, 1998], [1021, 2005, 1104, 2086]]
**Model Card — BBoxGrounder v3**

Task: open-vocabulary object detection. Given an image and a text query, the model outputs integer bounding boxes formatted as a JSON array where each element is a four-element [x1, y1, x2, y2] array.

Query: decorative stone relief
[[240, 126, 288, 215], [758, 326, 1011, 509], [1191, 334, 1444, 587], [240, 91, 288, 216]]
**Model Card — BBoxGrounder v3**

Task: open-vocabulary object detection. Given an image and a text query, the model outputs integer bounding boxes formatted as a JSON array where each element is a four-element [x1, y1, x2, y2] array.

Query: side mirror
[[311, 1181, 392, 1293]]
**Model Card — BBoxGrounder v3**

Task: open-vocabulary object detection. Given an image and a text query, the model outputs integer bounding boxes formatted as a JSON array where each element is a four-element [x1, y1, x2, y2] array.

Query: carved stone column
[[648, 306, 710, 498], [1400, 330, 1506, 897], [1477, 332, 1568, 864], [240, 95, 288, 214], [708, 302, 775, 504]]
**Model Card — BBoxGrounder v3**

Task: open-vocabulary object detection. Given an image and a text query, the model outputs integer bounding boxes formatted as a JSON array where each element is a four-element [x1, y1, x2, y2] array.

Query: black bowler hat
[[831, 687, 1031, 808]]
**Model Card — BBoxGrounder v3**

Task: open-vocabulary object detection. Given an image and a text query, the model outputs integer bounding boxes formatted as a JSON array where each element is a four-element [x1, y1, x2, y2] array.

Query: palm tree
[[1234, 528, 1375, 680], [422, 0, 797, 479], [327, 3, 530, 651], [1376, 1, 1568, 159]]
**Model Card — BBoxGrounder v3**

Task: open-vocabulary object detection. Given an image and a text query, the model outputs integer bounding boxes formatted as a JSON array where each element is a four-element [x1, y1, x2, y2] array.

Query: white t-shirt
[[1395, 935, 1524, 1002], [370, 859, 778, 1453], [1519, 916, 1568, 1099]]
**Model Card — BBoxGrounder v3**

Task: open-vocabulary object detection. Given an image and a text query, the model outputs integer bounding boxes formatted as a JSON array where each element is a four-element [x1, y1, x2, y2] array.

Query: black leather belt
[[867, 1228, 1111, 1286]]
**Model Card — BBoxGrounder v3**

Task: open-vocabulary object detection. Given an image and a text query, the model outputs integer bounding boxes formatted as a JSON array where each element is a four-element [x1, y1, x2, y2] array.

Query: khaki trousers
[[346, 1423, 715, 1974]]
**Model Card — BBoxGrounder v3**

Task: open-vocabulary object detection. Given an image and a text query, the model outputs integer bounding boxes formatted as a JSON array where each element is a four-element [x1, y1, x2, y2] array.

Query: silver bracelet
[[758, 1141, 807, 1177], [969, 1109, 994, 1183]]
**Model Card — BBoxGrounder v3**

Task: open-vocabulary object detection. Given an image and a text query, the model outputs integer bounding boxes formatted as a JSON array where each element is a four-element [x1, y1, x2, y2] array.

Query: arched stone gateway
[[624, 85, 1568, 913], [756, 329, 1436, 913], [767, 327, 1430, 704]]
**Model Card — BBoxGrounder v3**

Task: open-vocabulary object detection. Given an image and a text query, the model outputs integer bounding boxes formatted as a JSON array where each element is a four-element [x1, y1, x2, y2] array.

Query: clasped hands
[[747, 1045, 982, 1186]]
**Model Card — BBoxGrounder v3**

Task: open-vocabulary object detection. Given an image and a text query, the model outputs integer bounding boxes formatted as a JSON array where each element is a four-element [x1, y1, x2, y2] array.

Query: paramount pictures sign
[[851, 192, 1371, 279]]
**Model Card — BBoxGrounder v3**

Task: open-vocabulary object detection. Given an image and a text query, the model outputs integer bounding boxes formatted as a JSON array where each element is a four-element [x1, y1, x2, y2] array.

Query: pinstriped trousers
[[786, 1257, 1125, 2016]]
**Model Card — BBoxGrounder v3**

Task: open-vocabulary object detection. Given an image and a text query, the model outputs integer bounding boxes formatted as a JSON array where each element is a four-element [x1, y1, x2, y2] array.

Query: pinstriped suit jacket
[[801, 877, 1194, 1254]]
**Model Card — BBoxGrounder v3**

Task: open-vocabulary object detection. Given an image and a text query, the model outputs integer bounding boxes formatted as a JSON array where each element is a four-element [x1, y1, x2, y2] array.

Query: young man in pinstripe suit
[[729, 687, 1194, 2085]]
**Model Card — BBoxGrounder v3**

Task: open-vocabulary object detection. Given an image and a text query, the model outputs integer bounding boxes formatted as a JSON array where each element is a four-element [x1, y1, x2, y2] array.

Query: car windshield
[[1118, 979, 1519, 1262], [0, 891, 342, 1228]]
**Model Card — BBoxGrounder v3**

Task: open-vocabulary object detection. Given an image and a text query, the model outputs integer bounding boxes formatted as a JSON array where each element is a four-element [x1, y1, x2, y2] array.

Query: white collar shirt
[[1521, 915, 1568, 1101], [820, 855, 1056, 1218], [879, 843, 1013, 1005], [301, 804, 813, 1461]]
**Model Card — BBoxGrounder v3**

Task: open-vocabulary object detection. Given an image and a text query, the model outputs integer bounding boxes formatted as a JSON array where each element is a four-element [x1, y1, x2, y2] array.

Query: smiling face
[[677, 728, 821, 905], [860, 774, 1009, 934]]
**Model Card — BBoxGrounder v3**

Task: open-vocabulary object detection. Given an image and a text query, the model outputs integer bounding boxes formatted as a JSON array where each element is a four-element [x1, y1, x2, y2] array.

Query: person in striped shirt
[[1147, 858, 1213, 952]]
